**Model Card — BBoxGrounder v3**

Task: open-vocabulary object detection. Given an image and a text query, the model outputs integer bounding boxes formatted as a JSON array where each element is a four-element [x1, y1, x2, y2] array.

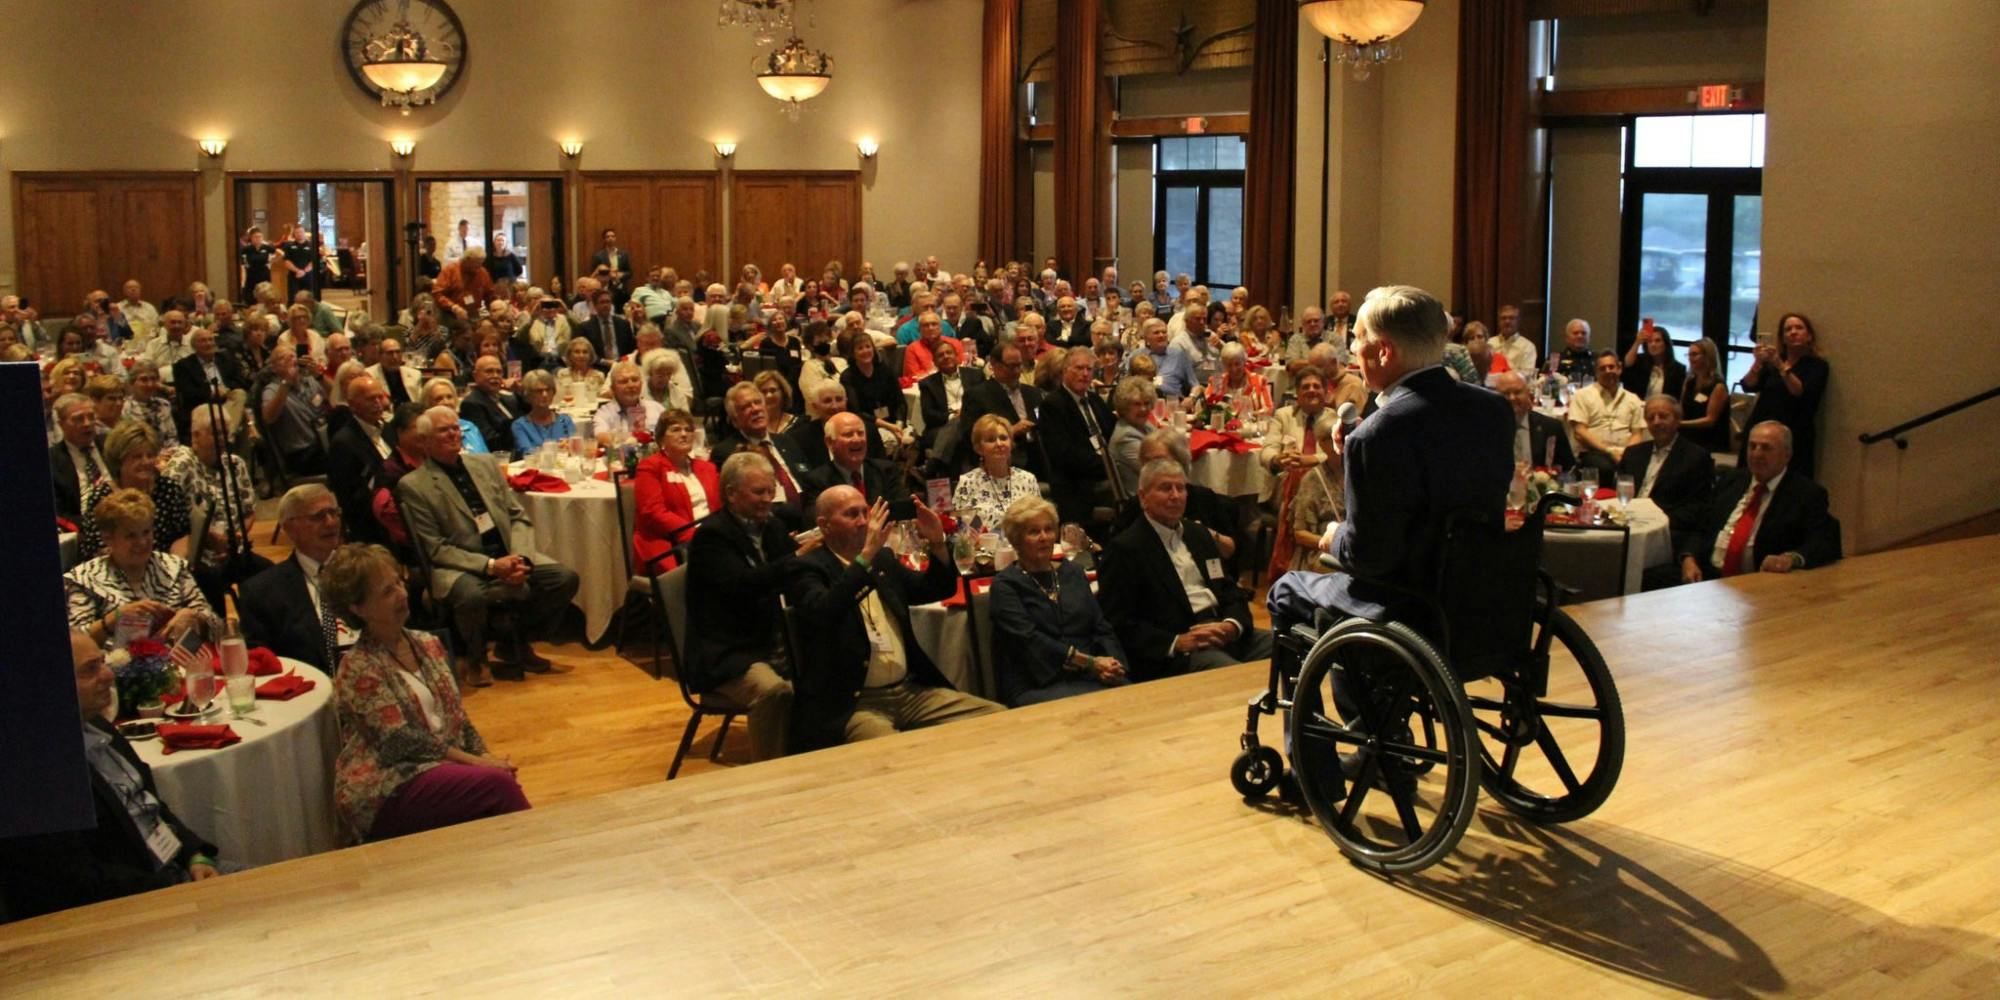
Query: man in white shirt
[[144, 310, 196, 372], [444, 219, 476, 262], [48, 393, 107, 524], [630, 269, 676, 325], [117, 279, 160, 343], [1488, 304, 1538, 375], [1324, 290, 1356, 355], [1567, 350, 1648, 484]]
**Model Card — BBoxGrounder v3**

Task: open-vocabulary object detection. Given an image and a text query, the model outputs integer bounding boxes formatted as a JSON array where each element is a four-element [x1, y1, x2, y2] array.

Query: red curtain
[[977, 0, 1021, 269], [1053, 0, 1102, 280], [1452, 0, 1531, 326], [1243, 0, 1298, 313]]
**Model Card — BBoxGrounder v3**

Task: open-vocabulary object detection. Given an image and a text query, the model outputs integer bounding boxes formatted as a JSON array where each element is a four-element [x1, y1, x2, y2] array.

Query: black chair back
[[1433, 510, 1545, 681]]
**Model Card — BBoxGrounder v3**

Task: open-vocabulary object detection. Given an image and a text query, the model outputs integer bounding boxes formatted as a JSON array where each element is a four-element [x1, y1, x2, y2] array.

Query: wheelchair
[[1231, 493, 1625, 874]]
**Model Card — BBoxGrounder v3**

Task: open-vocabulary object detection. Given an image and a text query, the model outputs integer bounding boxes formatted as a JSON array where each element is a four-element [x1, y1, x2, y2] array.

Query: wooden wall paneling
[[729, 174, 802, 282], [334, 184, 367, 251], [527, 181, 557, 289], [110, 179, 202, 303], [14, 179, 102, 312], [651, 175, 720, 280], [801, 175, 862, 279], [577, 176, 657, 288], [13, 173, 200, 313]]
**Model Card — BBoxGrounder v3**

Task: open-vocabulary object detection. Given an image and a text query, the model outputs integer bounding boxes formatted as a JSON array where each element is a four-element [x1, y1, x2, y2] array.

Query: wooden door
[[652, 176, 721, 282], [577, 173, 721, 286], [15, 173, 202, 313], [728, 172, 862, 287]]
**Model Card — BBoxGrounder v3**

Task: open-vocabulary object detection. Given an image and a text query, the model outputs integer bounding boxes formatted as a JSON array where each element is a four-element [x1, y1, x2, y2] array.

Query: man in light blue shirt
[[1125, 317, 1197, 398]]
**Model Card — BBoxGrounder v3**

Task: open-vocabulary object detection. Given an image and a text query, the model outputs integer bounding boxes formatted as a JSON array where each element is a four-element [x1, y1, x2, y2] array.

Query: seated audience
[[594, 361, 664, 448], [1552, 318, 1595, 383], [917, 339, 983, 460], [988, 497, 1128, 707], [631, 410, 718, 572], [77, 422, 193, 562], [327, 373, 395, 547], [1665, 421, 1841, 586], [48, 392, 109, 525], [684, 452, 803, 762], [554, 336, 607, 405], [239, 485, 354, 673], [640, 348, 694, 413], [754, 370, 799, 439], [367, 335, 424, 408], [1494, 371, 1577, 471], [396, 408, 579, 686], [1107, 375, 1158, 498], [369, 404, 433, 551], [1262, 368, 1335, 577], [1039, 346, 1117, 524], [1617, 396, 1716, 532], [1099, 460, 1271, 681], [1125, 317, 1196, 398], [1568, 350, 1647, 485], [901, 310, 962, 380], [1678, 337, 1733, 454], [259, 346, 328, 475], [0, 631, 225, 920], [952, 414, 1042, 531], [710, 382, 808, 526], [162, 415, 266, 611], [65, 489, 216, 645], [1209, 342, 1272, 411], [790, 380, 847, 470], [1622, 323, 1687, 401], [515, 296, 573, 370], [838, 329, 909, 451], [460, 356, 524, 455], [322, 543, 529, 842], [170, 326, 250, 443], [1282, 415, 1346, 574], [510, 370, 577, 453], [786, 487, 1002, 749], [801, 412, 908, 512], [1488, 305, 1537, 374]]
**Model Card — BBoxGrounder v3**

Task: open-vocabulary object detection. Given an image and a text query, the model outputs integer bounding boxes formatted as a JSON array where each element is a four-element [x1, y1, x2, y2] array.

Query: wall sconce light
[[559, 139, 583, 158], [713, 141, 737, 158], [198, 138, 228, 158], [390, 138, 416, 158], [856, 138, 879, 158]]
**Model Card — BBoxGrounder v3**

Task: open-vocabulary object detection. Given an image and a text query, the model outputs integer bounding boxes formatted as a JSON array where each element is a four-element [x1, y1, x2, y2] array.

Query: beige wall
[[0, 0, 983, 294], [1761, 0, 2000, 550], [1545, 127, 1622, 351], [1555, 7, 1767, 89], [1372, 0, 1459, 301], [1112, 141, 1154, 278]]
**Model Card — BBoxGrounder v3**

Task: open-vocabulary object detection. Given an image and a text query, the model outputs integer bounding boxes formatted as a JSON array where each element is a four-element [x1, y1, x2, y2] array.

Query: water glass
[[226, 674, 257, 715], [1616, 474, 1636, 508], [184, 670, 217, 715]]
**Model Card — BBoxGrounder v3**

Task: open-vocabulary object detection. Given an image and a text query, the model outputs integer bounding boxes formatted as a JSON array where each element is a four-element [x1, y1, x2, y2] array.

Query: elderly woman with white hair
[[421, 377, 489, 453], [639, 347, 693, 412], [988, 495, 1128, 707], [1108, 376, 1159, 498], [509, 369, 576, 452], [1211, 341, 1272, 412], [594, 360, 664, 447], [553, 336, 606, 406]]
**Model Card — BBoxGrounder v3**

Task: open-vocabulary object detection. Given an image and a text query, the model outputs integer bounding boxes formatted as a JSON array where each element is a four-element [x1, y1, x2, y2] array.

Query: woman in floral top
[[952, 413, 1042, 534], [320, 544, 528, 842]]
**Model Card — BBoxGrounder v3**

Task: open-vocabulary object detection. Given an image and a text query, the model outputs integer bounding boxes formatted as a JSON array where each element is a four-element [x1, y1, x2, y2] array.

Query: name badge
[[474, 511, 496, 534], [1203, 557, 1224, 579], [869, 629, 894, 654], [145, 821, 183, 867]]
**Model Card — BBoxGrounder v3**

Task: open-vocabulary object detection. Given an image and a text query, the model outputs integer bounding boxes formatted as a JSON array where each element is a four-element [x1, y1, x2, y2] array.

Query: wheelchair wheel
[[1286, 619, 1480, 874], [1230, 746, 1285, 798], [1466, 607, 1624, 823]]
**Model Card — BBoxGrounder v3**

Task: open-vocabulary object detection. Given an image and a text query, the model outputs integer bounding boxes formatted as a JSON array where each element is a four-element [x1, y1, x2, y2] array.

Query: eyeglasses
[[288, 508, 342, 525]]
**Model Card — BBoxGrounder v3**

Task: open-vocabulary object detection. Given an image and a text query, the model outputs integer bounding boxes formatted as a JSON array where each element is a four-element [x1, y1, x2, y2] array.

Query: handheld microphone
[[1336, 401, 1359, 435]]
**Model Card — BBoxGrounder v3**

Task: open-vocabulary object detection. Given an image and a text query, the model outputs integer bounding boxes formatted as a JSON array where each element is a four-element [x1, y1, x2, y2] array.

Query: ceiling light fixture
[[756, 35, 833, 121], [717, 0, 795, 46], [1299, 0, 1426, 80], [359, 0, 451, 114]]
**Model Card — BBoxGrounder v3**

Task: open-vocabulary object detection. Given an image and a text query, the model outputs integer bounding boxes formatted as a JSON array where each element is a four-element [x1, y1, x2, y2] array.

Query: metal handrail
[[1858, 386, 2000, 449]]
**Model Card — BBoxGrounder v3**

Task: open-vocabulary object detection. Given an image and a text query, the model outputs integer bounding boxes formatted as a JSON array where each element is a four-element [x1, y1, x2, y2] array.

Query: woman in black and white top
[[66, 488, 216, 647]]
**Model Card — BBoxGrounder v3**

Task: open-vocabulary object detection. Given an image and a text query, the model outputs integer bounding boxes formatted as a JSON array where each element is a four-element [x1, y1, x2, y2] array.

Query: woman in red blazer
[[632, 408, 721, 572]]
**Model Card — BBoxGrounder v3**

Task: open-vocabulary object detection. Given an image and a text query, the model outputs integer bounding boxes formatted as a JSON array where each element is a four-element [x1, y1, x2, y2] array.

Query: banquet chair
[[608, 466, 664, 668], [246, 378, 328, 533], [654, 565, 745, 779]]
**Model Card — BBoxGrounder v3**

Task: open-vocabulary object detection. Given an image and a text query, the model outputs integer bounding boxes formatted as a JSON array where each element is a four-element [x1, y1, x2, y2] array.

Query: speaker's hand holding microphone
[[1331, 401, 1359, 457]]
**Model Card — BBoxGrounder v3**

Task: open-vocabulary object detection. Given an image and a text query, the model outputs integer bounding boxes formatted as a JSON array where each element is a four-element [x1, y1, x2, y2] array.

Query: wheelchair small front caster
[[1230, 746, 1285, 798]]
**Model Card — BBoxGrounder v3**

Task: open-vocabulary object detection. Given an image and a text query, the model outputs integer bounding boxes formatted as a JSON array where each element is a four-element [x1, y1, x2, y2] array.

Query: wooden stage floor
[[5, 537, 1999, 996]]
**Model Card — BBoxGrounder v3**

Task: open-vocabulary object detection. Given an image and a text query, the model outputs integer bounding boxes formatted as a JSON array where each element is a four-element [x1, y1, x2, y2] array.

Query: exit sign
[[1698, 85, 1733, 109], [1185, 116, 1207, 135]]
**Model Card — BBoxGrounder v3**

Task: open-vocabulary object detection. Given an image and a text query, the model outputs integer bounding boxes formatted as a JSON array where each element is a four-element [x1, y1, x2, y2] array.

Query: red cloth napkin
[[256, 674, 316, 701], [592, 470, 611, 482], [939, 576, 995, 610], [898, 375, 917, 390], [507, 470, 571, 494], [247, 647, 283, 677], [1189, 429, 1257, 458], [156, 723, 240, 754]]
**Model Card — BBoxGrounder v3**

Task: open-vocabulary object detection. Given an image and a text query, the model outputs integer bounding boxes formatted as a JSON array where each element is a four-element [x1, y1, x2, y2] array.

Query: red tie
[[755, 441, 799, 500], [851, 467, 866, 499], [1720, 482, 1766, 577]]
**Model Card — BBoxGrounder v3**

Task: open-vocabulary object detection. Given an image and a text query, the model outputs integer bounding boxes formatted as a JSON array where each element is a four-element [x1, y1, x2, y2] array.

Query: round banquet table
[[130, 659, 341, 867], [903, 385, 924, 436], [1189, 437, 1272, 498], [910, 600, 978, 697], [512, 468, 625, 644], [1539, 497, 1673, 600]]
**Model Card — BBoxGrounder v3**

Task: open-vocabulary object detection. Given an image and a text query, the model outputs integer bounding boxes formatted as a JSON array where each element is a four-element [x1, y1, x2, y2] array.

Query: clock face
[[341, 0, 468, 106]]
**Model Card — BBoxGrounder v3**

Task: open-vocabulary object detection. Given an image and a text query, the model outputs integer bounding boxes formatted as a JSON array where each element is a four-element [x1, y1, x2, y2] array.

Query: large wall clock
[[341, 0, 469, 111]]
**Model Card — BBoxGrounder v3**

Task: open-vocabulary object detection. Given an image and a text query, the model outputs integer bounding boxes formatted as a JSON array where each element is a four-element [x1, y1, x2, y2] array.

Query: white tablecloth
[[131, 660, 340, 867], [1190, 439, 1271, 498], [1541, 497, 1673, 599], [910, 600, 979, 697], [514, 472, 626, 643], [903, 385, 925, 436]]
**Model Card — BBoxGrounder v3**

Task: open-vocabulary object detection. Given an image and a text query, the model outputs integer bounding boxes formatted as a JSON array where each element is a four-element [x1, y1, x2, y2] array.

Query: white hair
[[1355, 285, 1448, 367]]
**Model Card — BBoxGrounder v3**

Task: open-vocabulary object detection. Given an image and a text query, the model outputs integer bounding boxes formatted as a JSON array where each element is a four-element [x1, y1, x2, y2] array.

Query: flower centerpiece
[[1194, 390, 1239, 433], [108, 638, 178, 719], [1519, 467, 1562, 511]]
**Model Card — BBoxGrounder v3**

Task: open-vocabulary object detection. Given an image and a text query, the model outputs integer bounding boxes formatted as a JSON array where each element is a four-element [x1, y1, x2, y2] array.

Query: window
[[415, 178, 566, 287], [1618, 114, 1762, 384], [1154, 135, 1245, 288]]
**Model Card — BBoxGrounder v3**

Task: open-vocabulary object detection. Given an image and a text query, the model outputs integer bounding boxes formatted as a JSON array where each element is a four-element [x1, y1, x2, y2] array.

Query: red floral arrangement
[[633, 430, 654, 446]]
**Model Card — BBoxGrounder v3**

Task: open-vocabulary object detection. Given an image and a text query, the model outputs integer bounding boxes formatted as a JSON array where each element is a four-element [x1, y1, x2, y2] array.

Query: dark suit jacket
[[916, 368, 985, 453], [798, 457, 909, 515], [1622, 355, 1688, 402], [576, 315, 635, 364], [327, 421, 391, 547], [48, 441, 97, 524], [1039, 385, 1116, 523], [1098, 514, 1255, 681], [988, 561, 1125, 706], [955, 378, 1047, 476], [1678, 468, 1842, 577], [1617, 437, 1715, 532], [785, 546, 960, 752], [0, 721, 216, 921], [239, 554, 334, 672], [1527, 410, 1576, 471], [709, 431, 810, 530], [171, 352, 250, 435], [1052, 315, 1093, 348], [1328, 367, 1514, 620], [459, 388, 524, 455], [684, 511, 801, 693]]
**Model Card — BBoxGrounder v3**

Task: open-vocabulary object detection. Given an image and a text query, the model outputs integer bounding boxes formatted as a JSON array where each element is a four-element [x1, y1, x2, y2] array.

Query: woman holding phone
[[1739, 312, 1830, 477]]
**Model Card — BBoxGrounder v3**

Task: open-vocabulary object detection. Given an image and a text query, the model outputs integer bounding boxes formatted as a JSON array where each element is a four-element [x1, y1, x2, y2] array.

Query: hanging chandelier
[[1299, 0, 1426, 80], [756, 35, 833, 121], [718, 0, 794, 46], [359, 3, 450, 114]]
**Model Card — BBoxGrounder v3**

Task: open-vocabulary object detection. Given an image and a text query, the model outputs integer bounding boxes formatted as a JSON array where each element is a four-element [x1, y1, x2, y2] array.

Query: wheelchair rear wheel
[[1466, 607, 1624, 823], [1287, 619, 1480, 874]]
